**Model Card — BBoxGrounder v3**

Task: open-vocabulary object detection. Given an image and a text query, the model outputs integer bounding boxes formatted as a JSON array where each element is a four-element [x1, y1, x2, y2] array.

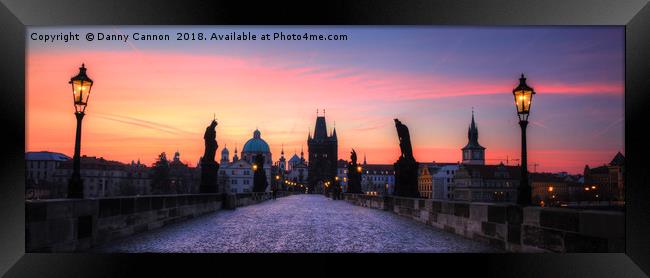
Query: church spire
[[462, 109, 485, 165], [468, 108, 479, 144]]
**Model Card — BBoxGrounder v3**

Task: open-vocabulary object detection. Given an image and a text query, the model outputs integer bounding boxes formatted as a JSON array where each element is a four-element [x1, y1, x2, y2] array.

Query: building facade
[[219, 158, 253, 194], [418, 164, 434, 199], [361, 163, 395, 195], [431, 163, 459, 200], [53, 156, 132, 198], [583, 152, 625, 202], [418, 162, 459, 200], [25, 151, 70, 199], [452, 163, 520, 203], [285, 149, 309, 187], [336, 159, 349, 190], [530, 172, 577, 206]]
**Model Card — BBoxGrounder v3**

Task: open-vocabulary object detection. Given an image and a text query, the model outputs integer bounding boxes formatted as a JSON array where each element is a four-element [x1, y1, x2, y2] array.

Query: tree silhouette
[[151, 152, 171, 194]]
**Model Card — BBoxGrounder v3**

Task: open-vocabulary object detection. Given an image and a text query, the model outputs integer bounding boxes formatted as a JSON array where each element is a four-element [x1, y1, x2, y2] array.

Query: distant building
[[127, 159, 152, 196], [25, 151, 70, 199], [336, 159, 349, 190], [418, 162, 459, 200], [285, 148, 308, 186], [307, 113, 338, 193], [219, 158, 253, 194], [583, 152, 625, 202], [168, 151, 196, 194], [461, 111, 485, 165], [361, 162, 395, 195], [530, 172, 581, 206], [452, 163, 520, 203], [277, 145, 287, 174], [432, 163, 459, 200], [418, 164, 435, 199], [218, 129, 273, 192], [53, 156, 132, 198]]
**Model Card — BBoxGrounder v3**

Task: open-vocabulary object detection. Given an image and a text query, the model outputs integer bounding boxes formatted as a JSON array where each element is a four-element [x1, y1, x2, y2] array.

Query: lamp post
[[67, 64, 94, 198], [513, 74, 535, 206]]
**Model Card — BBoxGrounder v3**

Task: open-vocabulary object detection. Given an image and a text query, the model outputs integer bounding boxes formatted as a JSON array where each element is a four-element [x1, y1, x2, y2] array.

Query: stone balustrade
[[26, 191, 297, 252], [342, 193, 624, 253]]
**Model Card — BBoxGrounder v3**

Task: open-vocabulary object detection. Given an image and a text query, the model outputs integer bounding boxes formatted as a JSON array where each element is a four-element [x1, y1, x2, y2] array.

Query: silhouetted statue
[[200, 119, 220, 193], [252, 154, 268, 192], [395, 119, 414, 159], [203, 119, 218, 162], [393, 118, 419, 197], [347, 148, 363, 194]]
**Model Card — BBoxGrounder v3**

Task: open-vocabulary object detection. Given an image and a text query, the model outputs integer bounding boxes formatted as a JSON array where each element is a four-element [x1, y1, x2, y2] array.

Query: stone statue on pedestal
[[347, 149, 362, 194], [199, 119, 220, 193], [393, 119, 419, 197], [252, 154, 268, 192]]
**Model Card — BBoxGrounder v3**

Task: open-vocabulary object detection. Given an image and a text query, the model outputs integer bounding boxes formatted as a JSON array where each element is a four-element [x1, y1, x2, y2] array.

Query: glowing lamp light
[[252, 164, 258, 171], [66, 63, 94, 198], [70, 63, 94, 114], [357, 166, 362, 173], [513, 74, 535, 122], [548, 186, 554, 192]]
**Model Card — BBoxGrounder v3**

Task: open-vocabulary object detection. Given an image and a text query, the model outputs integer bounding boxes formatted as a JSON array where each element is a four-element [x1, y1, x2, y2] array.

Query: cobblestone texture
[[94, 194, 502, 253]]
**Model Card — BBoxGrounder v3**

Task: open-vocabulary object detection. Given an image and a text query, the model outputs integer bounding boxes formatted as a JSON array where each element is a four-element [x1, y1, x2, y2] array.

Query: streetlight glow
[[513, 74, 535, 121], [70, 63, 94, 114], [513, 73, 535, 206], [67, 63, 94, 198]]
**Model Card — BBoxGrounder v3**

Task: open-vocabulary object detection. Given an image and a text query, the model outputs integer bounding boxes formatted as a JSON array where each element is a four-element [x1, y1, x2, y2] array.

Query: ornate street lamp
[[513, 73, 535, 206], [68, 63, 93, 198]]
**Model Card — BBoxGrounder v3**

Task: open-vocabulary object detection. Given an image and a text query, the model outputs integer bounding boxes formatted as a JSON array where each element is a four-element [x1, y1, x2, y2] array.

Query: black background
[[1, 0, 649, 277]]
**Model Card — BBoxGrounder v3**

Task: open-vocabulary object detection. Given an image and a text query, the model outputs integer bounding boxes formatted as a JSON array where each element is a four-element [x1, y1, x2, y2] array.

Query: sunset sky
[[26, 26, 624, 174]]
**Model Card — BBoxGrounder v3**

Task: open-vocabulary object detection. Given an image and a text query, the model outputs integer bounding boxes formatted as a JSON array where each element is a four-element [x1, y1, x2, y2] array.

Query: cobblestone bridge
[[94, 194, 501, 253]]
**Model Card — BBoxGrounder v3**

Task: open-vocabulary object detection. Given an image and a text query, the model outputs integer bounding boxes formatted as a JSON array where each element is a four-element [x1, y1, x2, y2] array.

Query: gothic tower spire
[[462, 109, 485, 165]]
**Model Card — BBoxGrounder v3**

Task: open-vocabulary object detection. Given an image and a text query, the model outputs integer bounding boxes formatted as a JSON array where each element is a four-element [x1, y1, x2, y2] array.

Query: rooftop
[[25, 151, 70, 161]]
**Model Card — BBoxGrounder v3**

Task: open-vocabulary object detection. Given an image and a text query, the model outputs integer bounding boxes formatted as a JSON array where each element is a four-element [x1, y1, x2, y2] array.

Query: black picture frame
[[1, 0, 649, 277]]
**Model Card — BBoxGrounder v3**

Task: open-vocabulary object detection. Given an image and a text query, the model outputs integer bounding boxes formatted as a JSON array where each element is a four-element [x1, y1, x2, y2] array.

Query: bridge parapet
[[342, 193, 624, 253], [26, 191, 299, 252]]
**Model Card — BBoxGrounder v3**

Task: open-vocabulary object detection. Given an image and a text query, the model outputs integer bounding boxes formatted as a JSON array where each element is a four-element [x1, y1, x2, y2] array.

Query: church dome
[[242, 129, 270, 153], [221, 146, 229, 155]]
